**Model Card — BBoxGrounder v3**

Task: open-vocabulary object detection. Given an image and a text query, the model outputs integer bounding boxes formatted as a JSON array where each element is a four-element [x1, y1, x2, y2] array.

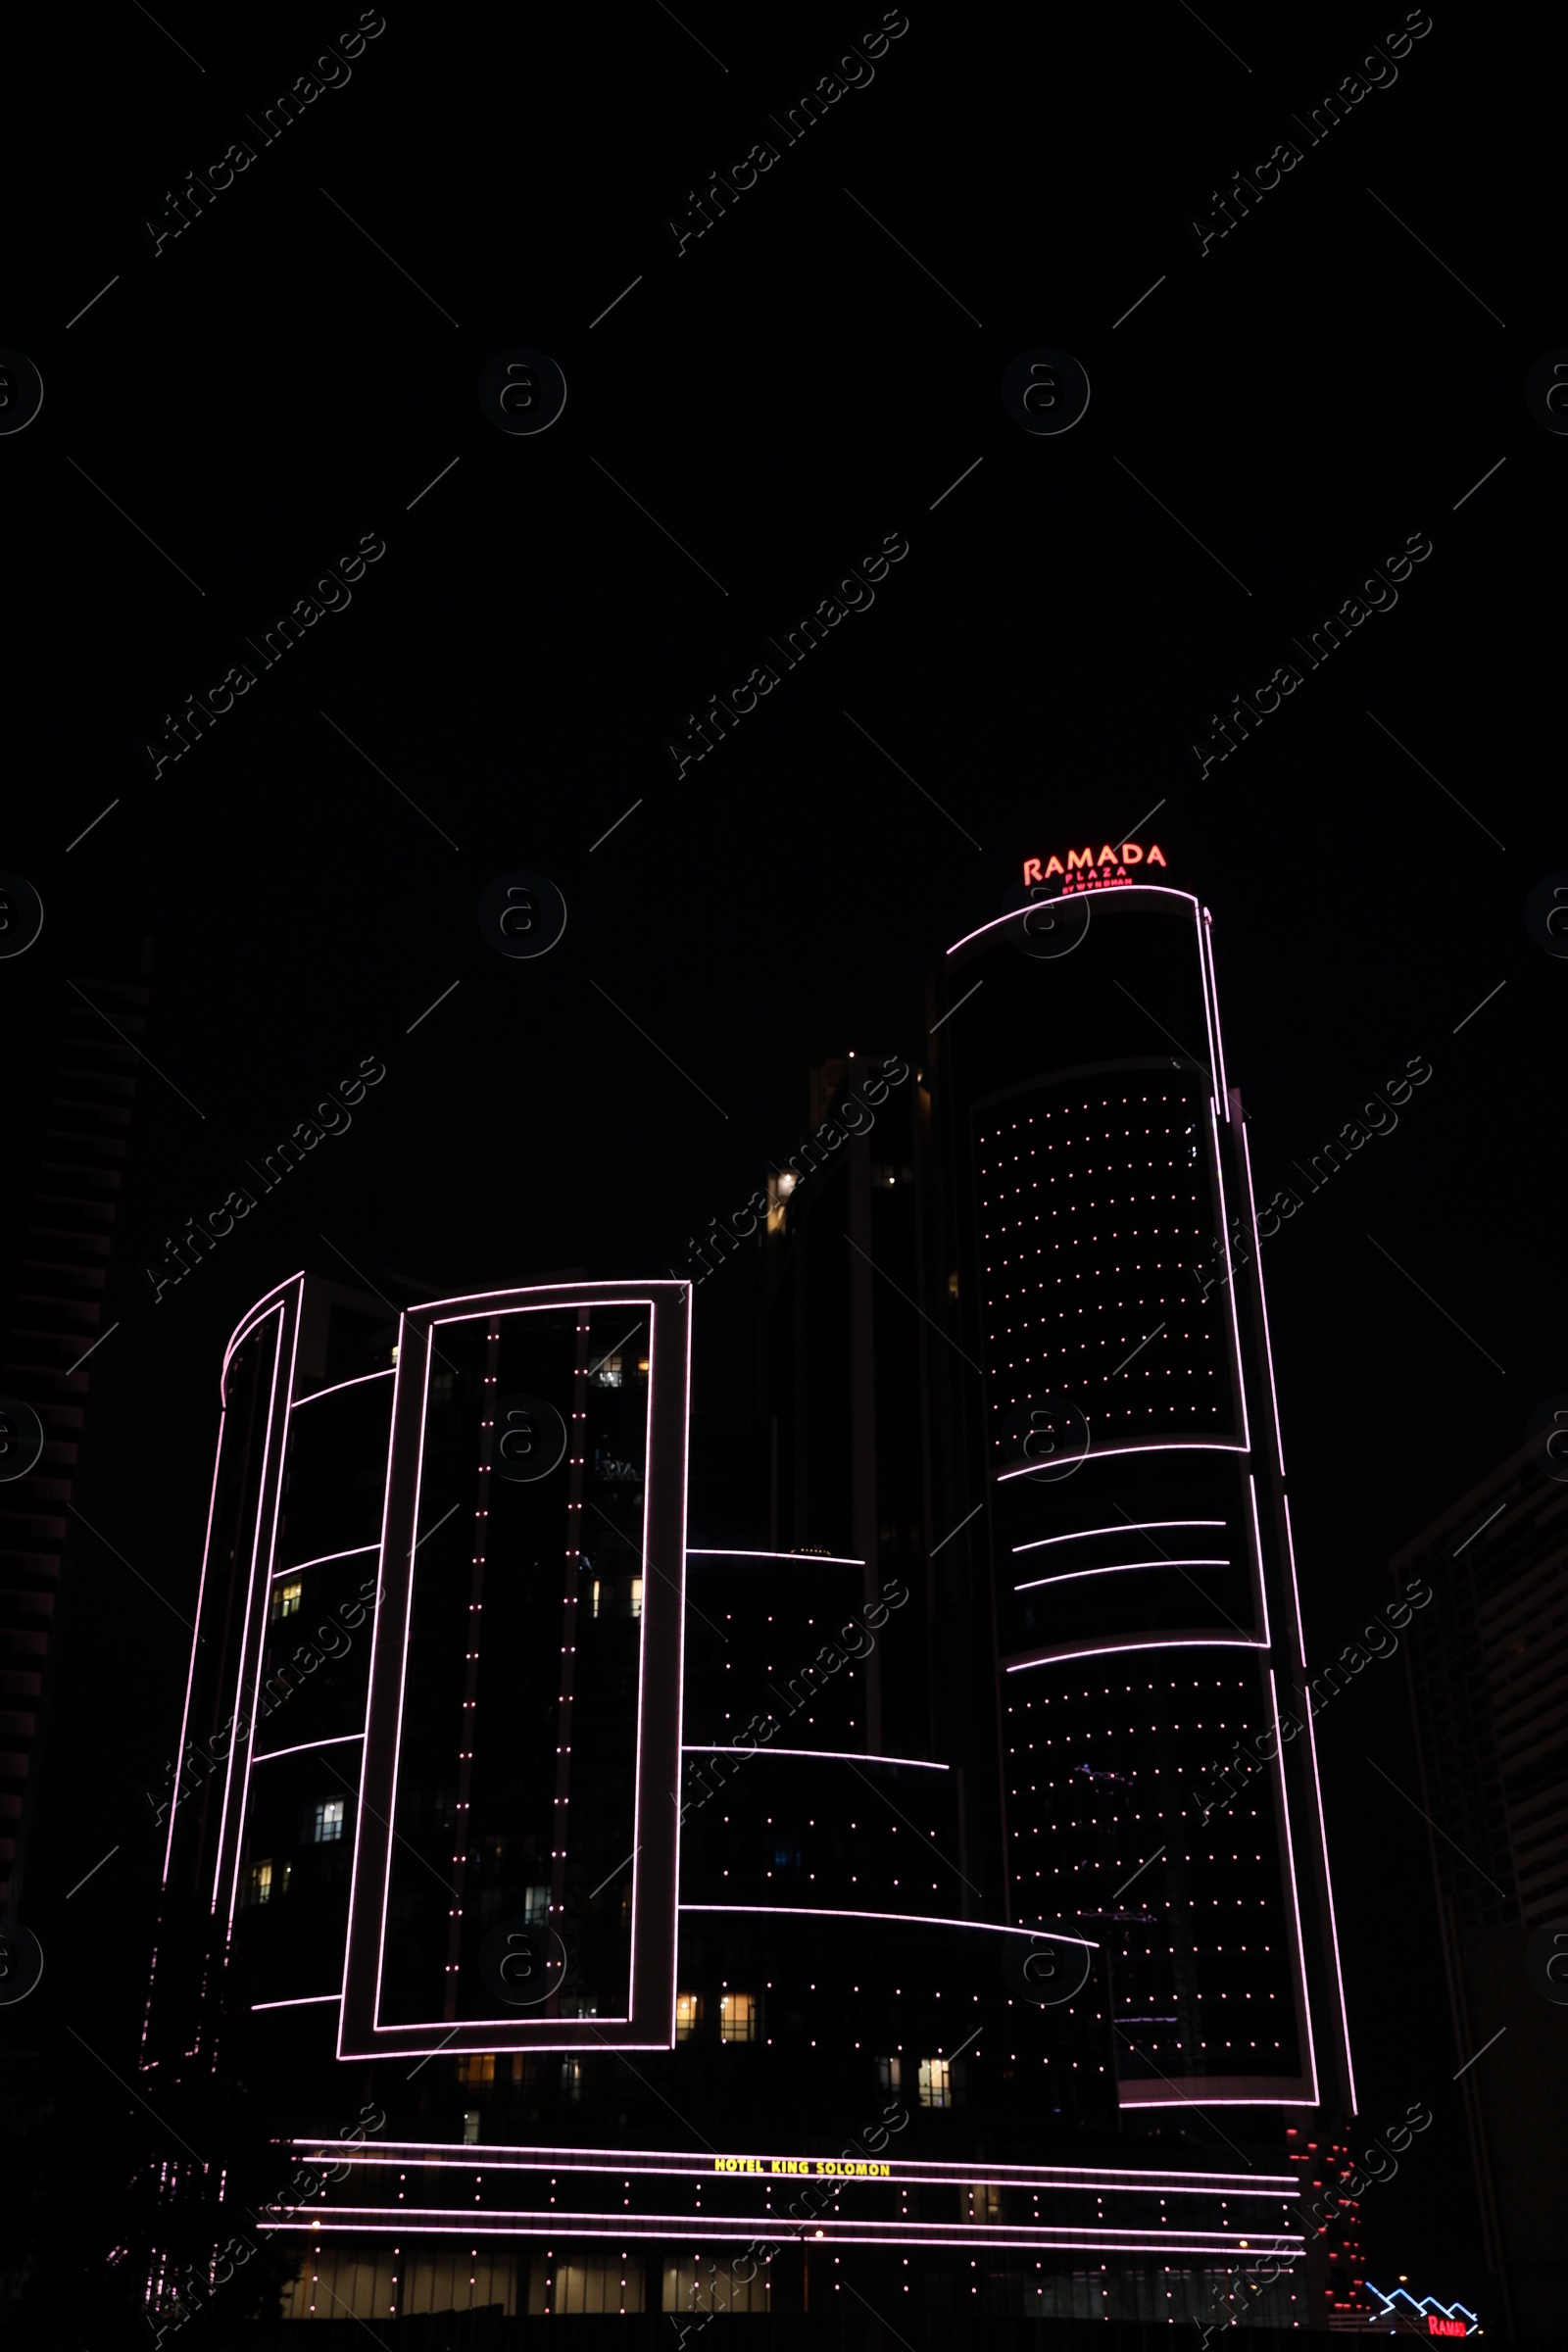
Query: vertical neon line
[[209, 1298, 286, 1917], [1267, 1666, 1319, 2106], [339, 1300, 410, 2058], [224, 1285, 304, 1932]]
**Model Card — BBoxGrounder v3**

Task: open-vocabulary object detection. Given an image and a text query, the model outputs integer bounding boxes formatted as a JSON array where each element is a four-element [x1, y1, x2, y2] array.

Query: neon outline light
[[997, 1442, 1248, 1485], [289, 1368, 396, 1409], [251, 1734, 365, 1765], [270, 1543, 379, 1581], [688, 1548, 866, 1566], [678, 1903, 1098, 1949], [1013, 1520, 1225, 1554], [944, 885, 1201, 961], [290, 2134, 1294, 2191], [252, 1992, 342, 2010], [223, 1286, 305, 1933], [1014, 1559, 1232, 1593], [1004, 1634, 1266, 1674], [1265, 1666, 1320, 2109], [682, 1746, 948, 1771]]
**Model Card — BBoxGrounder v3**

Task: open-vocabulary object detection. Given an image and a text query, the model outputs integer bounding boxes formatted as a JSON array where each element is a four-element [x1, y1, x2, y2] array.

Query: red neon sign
[[1022, 842, 1167, 895], [1427, 2322, 1467, 2339]]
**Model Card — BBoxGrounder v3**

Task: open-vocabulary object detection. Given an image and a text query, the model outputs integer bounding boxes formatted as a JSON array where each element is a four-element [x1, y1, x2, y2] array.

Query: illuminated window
[[463, 2108, 480, 2143], [972, 2182, 1003, 2224], [918, 2057, 952, 2109], [876, 2055, 902, 2094], [247, 1858, 288, 1907], [270, 1579, 303, 1621], [457, 2053, 496, 2084], [591, 1354, 623, 1387], [523, 1885, 550, 1927], [719, 1991, 757, 2043], [312, 1797, 345, 1843], [562, 2058, 584, 2102], [630, 1577, 644, 1619], [675, 1993, 703, 2041]]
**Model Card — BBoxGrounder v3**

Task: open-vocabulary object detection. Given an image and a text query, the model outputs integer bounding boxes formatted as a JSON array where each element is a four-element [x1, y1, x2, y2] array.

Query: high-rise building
[[1393, 1442, 1568, 2341], [143, 865, 1360, 2330], [920, 864, 1354, 2133], [0, 900, 155, 1916]]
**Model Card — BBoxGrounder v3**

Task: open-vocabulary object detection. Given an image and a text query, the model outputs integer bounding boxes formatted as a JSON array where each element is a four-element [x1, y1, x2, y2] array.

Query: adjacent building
[[1394, 1444, 1568, 2341]]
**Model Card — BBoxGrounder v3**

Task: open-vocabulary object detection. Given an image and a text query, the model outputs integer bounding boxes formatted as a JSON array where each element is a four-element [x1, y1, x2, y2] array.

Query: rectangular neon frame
[[339, 1279, 691, 2058]]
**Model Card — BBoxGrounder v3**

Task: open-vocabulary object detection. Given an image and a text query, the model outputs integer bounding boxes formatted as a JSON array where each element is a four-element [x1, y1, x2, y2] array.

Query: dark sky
[[6, 0, 1557, 2319]]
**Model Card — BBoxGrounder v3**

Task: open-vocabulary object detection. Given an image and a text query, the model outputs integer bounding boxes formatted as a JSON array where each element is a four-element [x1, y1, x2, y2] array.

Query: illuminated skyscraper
[[921, 862, 1355, 2132], [143, 866, 1356, 2329]]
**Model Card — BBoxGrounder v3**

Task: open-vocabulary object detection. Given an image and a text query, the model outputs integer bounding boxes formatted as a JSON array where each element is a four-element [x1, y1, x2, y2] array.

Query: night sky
[[6, 0, 1557, 2321]]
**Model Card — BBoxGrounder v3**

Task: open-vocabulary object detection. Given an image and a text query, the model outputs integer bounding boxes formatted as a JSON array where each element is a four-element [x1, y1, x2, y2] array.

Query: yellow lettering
[[1147, 843, 1167, 867], [1065, 848, 1095, 870]]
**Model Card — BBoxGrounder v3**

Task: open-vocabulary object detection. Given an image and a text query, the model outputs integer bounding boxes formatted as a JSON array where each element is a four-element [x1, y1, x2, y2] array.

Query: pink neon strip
[[1267, 1666, 1320, 2109], [220, 1272, 308, 1396], [251, 1734, 365, 1765], [209, 1298, 288, 1918], [945, 886, 1201, 959], [998, 1441, 1248, 1485], [1238, 1115, 1289, 1482], [1004, 1634, 1265, 1674], [294, 2135, 1293, 2189], [682, 1745, 948, 1772], [678, 1903, 1097, 1949], [1247, 1474, 1273, 1652], [1014, 1559, 1231, 1593], [289, 1369, 396, 1409], [1200, 908, 1231, 1115], [1198, 1072, 1252, 1475], [336, 1298, 408, 2062], [1013, 1520, 1224, 1555], [253, 1993, 342, 2010], [161, 1390, 234, 1887], [271, 1543, 378, 1581], [1281, 1494, 1306, 1667], [688, 1547, 866, 1567], [364, 1298, 422, 2050], [225, 1287, 306, 1933], [263, 2212, 1298, 2256]]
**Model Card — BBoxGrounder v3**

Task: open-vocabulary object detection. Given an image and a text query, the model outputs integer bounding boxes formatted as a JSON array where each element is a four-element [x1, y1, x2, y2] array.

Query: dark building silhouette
[[0, 901, 154, 1916], [143, 878, 1363, 2328], [1394, 1444, 1568, 2342]]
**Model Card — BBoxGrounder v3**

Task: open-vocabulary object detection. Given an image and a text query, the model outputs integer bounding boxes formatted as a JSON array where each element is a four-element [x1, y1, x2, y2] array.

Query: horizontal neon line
[[682, 1745, 947, 1772], [1120, 2094, 1319, 2108], [315, 2150, 1296, 2199], [688, 1548, 865, 1567], [1015, 1559, 1231, 1593], [679, 1903, 1097, 1948], [251, 1734, 365, 1765], [946, 885, 1201, 957], [1013, 1521, 1226, 1555], [293, 2139, 1291, 2191], [271, 1543, 378, 1579], [290, 1370, 396, 1408], [266, 2209, 1297, 2254], [999, 1442, 1247, 1484], [253, 1993, 343, 2010], [1004, 1634, 1266, 1673]]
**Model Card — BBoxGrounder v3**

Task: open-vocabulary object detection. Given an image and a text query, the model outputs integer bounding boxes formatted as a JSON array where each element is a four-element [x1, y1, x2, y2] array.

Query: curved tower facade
[[923, 872, 1354, 2120]]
